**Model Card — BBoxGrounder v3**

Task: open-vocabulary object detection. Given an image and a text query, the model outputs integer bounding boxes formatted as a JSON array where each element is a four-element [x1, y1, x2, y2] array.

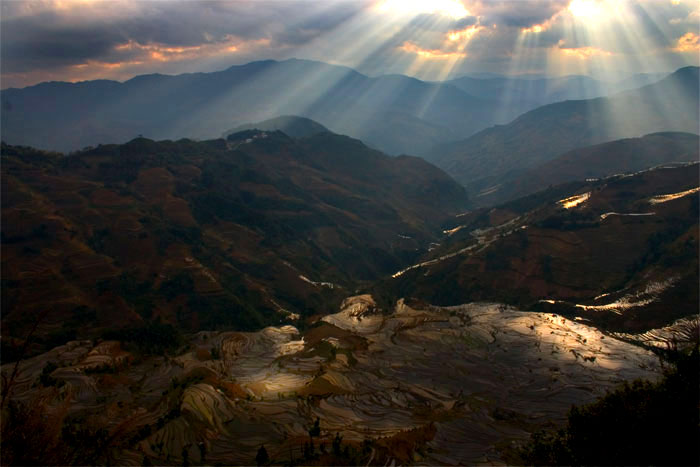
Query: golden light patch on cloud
[[558, 42, 613, 59], [74, 59, 137, 69], [111, 37, 272, 65], [52, 59, 148, 83], [70, 59, 145, 71], [447, 25, 482, 42], [114, 40, 203, 62], [673, 32, 700, 51], [522, 24, 545, 33], [399, 41, 466, 59], [98, 62, 138, 69], [53, 0, 100, 10]]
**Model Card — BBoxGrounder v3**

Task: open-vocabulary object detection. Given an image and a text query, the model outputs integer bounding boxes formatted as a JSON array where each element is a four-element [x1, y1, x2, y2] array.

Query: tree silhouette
[[308, 417, 321, 438], [255, 445, 269, 466], [332, 433, 343, 457]]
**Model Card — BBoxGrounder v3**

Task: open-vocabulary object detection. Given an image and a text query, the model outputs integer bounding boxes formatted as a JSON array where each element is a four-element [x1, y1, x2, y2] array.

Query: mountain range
[[430, 66, 699, 204], [0, 59, 490, 155], [0, 59, 678, 158], [443, 71, 667, 122]]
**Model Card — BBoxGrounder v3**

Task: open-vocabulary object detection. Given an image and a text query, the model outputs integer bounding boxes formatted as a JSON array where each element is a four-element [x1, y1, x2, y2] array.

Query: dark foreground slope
[[432, 66, 699, 201], [1, 132, 467, 359], [375, 163, 699, 332]]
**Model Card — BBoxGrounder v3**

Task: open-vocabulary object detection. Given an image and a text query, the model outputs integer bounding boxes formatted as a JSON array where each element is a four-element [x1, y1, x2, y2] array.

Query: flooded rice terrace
[[2, 296, 662, 465]]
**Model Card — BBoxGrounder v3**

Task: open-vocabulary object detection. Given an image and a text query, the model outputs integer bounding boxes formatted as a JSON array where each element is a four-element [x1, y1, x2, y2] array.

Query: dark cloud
[[0, 0, 368, 75], [1, 19, 124, 72], [407, 13, 479, 32], [453, 16, 480, 29], [470, 0, 568, 27]]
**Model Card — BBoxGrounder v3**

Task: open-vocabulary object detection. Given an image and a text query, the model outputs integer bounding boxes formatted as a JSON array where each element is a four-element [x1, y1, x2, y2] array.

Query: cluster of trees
[[101, 319, 185, 356], [255, 418, 375, 466], [1, 399, 114, 465], [519, 346, 699, 465]]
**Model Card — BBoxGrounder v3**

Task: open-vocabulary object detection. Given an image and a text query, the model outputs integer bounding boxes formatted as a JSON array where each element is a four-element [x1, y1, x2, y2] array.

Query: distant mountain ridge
[[0, 58, 487, 155], [0, 58, 668, 157], [443, 71, 667, 120], [430, 66, 699, 204], [476, 132, 700, 206]]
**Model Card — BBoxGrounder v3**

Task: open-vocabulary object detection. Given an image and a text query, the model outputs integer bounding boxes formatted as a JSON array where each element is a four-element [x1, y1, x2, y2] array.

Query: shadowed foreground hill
[[431, 66, 699, 202], [1, 132, 467, 360]]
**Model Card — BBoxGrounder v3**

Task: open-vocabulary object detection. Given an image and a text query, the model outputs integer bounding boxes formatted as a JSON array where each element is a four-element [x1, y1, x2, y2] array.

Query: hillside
[[374, 163, 699, 333], [431, 66, 699, 200], [0, 133, 468, 360], [475, 132, 699, 206]]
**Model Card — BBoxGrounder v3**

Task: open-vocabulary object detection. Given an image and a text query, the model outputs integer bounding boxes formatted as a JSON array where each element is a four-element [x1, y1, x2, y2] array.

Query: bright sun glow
[[377, 0, 469, 19], [568, 0, 604, 19]]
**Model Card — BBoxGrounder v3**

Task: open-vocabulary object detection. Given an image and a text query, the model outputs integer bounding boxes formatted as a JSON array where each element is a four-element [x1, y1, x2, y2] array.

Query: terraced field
[[1, 296, 664, 465]]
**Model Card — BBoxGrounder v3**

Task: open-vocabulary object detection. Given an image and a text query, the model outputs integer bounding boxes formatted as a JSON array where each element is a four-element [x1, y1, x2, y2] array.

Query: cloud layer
[[1, 0, 698, 87]]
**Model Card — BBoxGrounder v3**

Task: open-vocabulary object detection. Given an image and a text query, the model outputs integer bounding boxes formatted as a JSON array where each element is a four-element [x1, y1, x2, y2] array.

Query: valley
[[2, 131, 697, 464], [380, 163, 699, 333]]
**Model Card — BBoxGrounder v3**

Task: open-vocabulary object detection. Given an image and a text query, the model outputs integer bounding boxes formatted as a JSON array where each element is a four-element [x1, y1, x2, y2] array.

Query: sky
[[1, 0, 698, 88]]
